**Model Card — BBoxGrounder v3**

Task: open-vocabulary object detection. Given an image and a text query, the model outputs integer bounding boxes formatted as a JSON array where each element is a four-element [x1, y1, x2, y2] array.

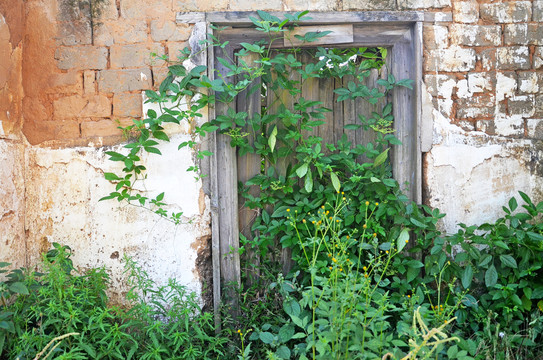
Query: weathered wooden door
[[205, 12, 423, 318]]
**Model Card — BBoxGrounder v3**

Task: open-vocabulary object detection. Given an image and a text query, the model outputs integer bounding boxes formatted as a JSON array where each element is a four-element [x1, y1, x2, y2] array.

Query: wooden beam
[[284, 24, 353, 47]]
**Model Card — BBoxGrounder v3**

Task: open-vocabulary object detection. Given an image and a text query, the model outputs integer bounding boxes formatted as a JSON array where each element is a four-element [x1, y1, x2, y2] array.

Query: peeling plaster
[[22, 136, 209, 303]]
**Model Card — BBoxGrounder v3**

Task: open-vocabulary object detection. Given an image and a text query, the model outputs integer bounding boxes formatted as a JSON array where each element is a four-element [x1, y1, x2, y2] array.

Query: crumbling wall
[[1, 0, 542, 303], [0, 1, 26, 269]]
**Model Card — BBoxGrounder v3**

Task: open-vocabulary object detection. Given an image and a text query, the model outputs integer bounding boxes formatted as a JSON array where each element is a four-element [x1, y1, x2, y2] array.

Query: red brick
[[53, 95, 111, 119], [55, 46, 108, 70]]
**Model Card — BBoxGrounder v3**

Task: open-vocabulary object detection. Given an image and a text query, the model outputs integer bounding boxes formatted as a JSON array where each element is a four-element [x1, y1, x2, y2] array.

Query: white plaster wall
[[425, 108, 543, 233], [23, 133, 209, 303], [0, 140, 26, 269]]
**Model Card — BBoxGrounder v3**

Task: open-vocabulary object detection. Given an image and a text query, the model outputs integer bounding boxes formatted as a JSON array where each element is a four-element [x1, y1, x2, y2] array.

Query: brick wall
[[17, 0, 542, 146]]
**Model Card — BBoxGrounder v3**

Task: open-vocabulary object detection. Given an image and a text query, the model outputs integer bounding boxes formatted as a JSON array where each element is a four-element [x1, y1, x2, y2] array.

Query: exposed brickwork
[[113, 93, 142, 117], [6, 0, 543, 145]]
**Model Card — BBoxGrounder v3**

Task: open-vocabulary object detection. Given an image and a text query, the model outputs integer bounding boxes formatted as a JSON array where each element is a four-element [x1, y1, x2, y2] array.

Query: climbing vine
[[100, 11, 412, 228]]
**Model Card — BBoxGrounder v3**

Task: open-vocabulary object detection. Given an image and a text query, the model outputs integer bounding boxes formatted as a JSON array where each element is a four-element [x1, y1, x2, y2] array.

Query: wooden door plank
[[285, 24, 354, 47], [214, 45, 241, 316], [236, 53, 262, 286]]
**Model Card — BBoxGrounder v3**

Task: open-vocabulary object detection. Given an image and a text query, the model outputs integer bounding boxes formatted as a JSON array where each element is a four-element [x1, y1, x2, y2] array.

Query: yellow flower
[[336, 220, 340, 223], [332, 258, 337, 263], [312, 220, 316, 224], [375, 202, 379, 206], [363, 224, 367, 229], [302, 219, 306, 223], [405, 239, 409, 243], [286, 208, 290, 212], [363, 266, 367, 271], [321, 205, 325, 209], [329, 266, 333, 270], [327, 253, 332, 257], [385, 250, 389, 254], [341, 191, 344, 195], [339, 268, 343, 272], [373, 233, 377, 237], [407, 294, 411, 298], [365, 201, 370, 206], [364, 273, 368, 278], [342, 197, 346, 200]]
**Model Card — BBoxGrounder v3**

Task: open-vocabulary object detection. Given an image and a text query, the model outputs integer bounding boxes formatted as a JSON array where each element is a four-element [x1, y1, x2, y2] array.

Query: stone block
[[175, 0, 229, 11], [229, 0, 283, 11], [533, 94, 543, 117], [152, 66, 170, 88], [23, 120, 81, 143], [477, 114, 524, 137], [53, 95, 112, 119], [110, 44, 165, 69], [80, 119, 124, 138], [457, 105, 494, 119], [517, 72, 540, 93], [424, 74, 456, 97], [504, 24, 543, 45], [398, 0, 450, 9], [151, 21, 192, 42], [46, 72, 83, 95], [450, 24, 501, 47], [95, 21, 148, 45], [527, 119, 543, 139], [113, 93, 142, 117], [168, 42, 190, 62], [97, 69, 153, 93], [423, 24, 449, 50], [467, 72, 494, 93], [121, 0, 173, 19], [55, 46, 108, 70], [342, 0, 396, 10], [508, 95, 535, 117], [480, 1, 532, 23], [496, 72, 518, 102], [477, 48, 496, 71], [453, 1, 479, 23], [496, 46, 530, 70], [56, 20, 92, 46], [534, 1, 543, 21], [535, 47, 543, 69], [425, 46, 476, 72], [83, 70, 96, 95], [284, 0, 337, 10]]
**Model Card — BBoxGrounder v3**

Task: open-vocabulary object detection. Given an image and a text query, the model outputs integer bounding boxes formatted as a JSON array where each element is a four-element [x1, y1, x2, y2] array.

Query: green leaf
[[296, 163, 309, 178], [508, 196, 518, 211], [373, 148, 389, 168], [278, 324, 295, 343], [276, 345, 291, 359], [406, 260, 424, 268], [259, 332, 275, 345], [499, 254, 517, 269], [152, 130, 170, 142], [269, 125, 277, 152], [485, 265, 498, 287], [190, 65, 207, 76], [406, 267, 420, 283], [104, 173, 121, 181], [284, 299, 301, 317], [461, 265, 473, 289], [397, 228, 409, 252], [330, 172, 340, 193], [8, 282, 29, 295], [304, 169, 313, 193]]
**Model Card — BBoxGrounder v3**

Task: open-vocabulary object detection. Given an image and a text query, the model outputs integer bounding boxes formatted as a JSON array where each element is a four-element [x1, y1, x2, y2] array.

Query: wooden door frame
[[201, 11, 424, 320]]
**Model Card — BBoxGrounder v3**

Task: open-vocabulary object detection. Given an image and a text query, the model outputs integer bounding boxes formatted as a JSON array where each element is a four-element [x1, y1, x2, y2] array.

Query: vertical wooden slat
[[237, 53, 262, 286], [214, 45, 241, 316], [206, 23, 222, 329], [391, 29, 419, 203], [318, 76, 335, 151]]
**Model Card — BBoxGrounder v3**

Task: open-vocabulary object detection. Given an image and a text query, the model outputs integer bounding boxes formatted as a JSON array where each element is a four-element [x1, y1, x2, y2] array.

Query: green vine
[[100, 10, 412, 228]]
